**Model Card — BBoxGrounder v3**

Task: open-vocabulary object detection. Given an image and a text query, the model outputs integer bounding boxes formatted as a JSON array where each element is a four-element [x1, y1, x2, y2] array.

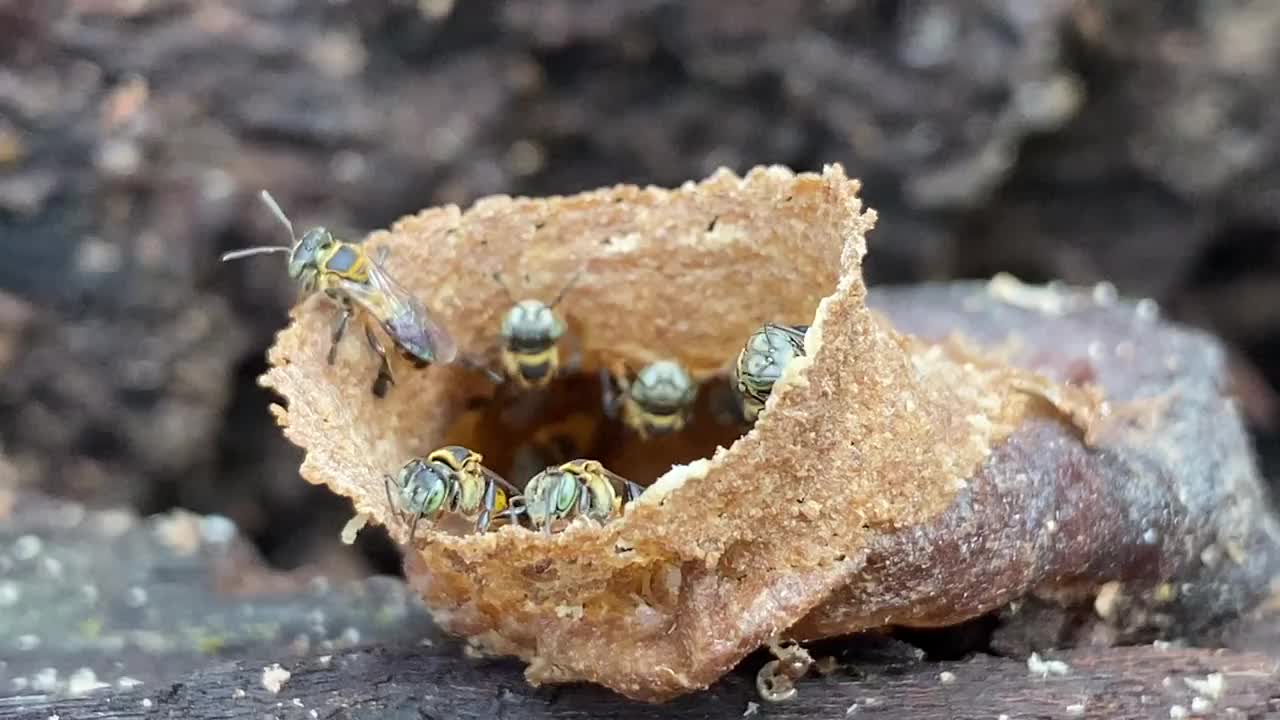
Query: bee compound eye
[[556, 477, 578, 511]]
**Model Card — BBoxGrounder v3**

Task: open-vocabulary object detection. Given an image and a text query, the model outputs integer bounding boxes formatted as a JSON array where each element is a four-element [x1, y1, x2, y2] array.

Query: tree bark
[[9, 643, 1279, 720]]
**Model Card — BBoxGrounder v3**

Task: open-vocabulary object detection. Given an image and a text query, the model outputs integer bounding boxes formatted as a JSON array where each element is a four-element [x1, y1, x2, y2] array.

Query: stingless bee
[[222, 190, 458, 397], [521, 458, 645, 534], [491, 269, 584, 390], [384, 445, 522, 542], [602, 360, 699, 439], [733, 323, 809, 423]]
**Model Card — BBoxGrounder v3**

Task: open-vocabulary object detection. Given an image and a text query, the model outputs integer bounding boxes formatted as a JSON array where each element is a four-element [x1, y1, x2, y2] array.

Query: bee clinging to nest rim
[[522, 458, 646, 534], [222, 190, 460, 398], [733, 323, 809, 424], [264, 166, 1265, 706], [384, 445, 523, 542]]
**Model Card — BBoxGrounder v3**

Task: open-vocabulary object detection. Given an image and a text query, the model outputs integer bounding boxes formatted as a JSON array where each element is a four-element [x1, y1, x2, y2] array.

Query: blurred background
[[2, 0, 1278, 581]]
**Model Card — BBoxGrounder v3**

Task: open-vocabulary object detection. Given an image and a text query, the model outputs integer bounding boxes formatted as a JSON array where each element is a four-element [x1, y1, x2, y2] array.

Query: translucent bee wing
[[620, 479, 646, 504], [479, 464, 521, 497], [595, 465, 638, 497], [338, 261, 458, 365]]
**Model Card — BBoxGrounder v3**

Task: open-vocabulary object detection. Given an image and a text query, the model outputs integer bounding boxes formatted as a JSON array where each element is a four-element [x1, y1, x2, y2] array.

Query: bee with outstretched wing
[[222, 190, 466, 397]]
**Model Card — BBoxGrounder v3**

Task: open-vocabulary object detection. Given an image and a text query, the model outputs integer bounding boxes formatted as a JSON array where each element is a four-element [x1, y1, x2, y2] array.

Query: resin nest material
[[262, 166, 1280, 702]]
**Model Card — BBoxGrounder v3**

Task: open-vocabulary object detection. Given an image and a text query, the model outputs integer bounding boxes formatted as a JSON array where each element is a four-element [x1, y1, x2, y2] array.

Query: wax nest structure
[[262, 165, 1279, 702]]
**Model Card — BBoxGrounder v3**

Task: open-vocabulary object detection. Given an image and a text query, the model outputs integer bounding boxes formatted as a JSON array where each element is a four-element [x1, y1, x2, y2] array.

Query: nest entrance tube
[[261, 165, 1023, 699], [260, 165, 1277, 703]]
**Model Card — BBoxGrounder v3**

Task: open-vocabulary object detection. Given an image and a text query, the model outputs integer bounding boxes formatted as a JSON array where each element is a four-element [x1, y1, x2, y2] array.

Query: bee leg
[[383, 475, 413, 539], [328, 305, 353, 365], [364, 323, 395, 398], [407, 512, 421, 545], [506, 495, 527, 527], [599, 368, 621, 419], [474, 480, 498, 534], [459, 354, 504, 385], [383, 475, 399, 514]]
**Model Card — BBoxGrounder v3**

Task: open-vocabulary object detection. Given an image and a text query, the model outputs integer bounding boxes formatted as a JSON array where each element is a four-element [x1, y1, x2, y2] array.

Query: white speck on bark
[[261, 664, 291, 694], [1185, 673, 1224, 700], [13, 535, 42, 560], [67, 667, 109, 696], [0, 581, 21, 607]]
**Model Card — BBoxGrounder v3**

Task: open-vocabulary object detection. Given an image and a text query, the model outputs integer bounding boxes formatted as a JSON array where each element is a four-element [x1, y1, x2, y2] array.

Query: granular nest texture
[[262, 166, 1278, 702], [796, 280, 1280, 643]]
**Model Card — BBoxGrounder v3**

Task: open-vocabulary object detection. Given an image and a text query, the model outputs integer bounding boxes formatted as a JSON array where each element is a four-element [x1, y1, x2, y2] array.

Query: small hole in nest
[[438, 370, 745, 492]]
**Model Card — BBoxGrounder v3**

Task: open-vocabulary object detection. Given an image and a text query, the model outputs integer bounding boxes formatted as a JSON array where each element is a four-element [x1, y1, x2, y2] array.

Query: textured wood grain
[[10, 642, 1280, 720]]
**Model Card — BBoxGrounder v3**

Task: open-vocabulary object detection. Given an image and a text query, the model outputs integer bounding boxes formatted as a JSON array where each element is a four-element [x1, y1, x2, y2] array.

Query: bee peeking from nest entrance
[[253, 165, 1271, 705]]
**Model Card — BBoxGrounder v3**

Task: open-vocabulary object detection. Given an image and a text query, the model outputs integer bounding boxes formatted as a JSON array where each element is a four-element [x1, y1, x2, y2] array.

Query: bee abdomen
[[504, 346, 559, 387], [520, 359, 554, 383]]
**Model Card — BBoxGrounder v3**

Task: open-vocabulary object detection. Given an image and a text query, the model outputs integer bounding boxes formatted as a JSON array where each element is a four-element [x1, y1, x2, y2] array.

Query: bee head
[[500, 300, 566, 351], [287, 227, 334, 279], [631, 360, 697, 414], [739, 325, 804, 394], [398, 458, 453, 517], [526, 469, 580, 526]]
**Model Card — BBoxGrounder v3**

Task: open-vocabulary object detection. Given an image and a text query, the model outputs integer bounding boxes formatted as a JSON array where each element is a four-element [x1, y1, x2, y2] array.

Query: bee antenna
[[492, 271, 518, 306], [549, 264, 587, 310], [258, 190, 297, 243], [220, 245, 293, 262]]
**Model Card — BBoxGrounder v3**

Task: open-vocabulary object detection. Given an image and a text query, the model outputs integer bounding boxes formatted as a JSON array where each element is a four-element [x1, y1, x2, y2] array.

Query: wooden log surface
[[8, 642, 1280, 719], [5, 488, 1280, 718]]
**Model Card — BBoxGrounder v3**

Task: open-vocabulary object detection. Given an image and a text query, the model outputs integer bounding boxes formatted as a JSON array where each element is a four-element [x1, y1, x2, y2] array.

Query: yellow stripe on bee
[[645, 414, 685, 430], [624, 399, 686, 434], [426, 447, 470, 472], [502, 346, 560, 387]]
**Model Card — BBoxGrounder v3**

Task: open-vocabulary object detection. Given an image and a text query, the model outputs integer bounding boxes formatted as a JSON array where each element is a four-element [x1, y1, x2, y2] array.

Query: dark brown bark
[[9, 643, 1280, 720]]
